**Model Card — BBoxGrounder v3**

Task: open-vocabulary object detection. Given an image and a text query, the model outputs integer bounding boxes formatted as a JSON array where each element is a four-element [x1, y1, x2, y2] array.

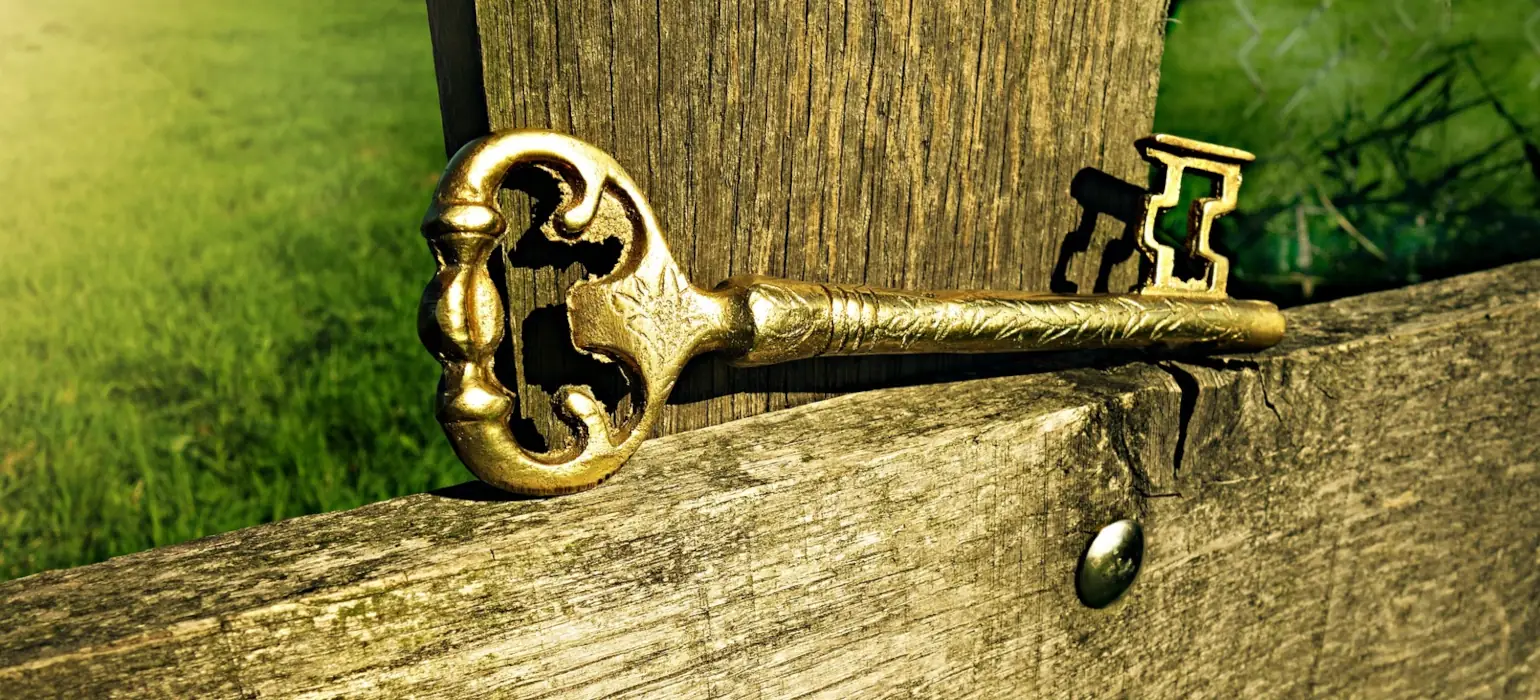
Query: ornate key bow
[[419, 131, 1283, 495]]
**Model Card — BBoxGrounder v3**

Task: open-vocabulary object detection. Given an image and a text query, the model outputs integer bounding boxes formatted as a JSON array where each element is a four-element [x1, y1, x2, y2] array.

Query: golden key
[[419, 131, 1284, 496]]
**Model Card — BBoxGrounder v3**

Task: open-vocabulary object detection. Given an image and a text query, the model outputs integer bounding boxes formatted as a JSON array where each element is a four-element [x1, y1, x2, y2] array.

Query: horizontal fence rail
[[2, 260, 1538, 698]]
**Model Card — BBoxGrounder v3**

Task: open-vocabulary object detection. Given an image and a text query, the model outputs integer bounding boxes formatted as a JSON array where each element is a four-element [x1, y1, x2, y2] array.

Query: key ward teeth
[[1134, 133, 1255, 298]]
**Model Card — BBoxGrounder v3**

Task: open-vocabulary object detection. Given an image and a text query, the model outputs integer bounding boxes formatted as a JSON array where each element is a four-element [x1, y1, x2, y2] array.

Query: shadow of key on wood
[[491, 163, 1173, 454], [1052, 167, 1151, 295]]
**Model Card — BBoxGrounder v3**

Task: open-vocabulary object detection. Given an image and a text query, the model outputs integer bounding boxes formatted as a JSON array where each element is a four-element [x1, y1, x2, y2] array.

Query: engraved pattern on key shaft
[[722, 278, 1282, 367]]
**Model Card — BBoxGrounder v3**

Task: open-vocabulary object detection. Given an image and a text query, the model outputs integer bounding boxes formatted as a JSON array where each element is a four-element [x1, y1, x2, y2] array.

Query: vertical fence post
[[425, 0, 1170, 441]]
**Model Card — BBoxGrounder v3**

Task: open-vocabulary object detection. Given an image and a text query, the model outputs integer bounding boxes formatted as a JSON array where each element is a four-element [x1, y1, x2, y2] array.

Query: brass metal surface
[[419, 130, 1284, 495]]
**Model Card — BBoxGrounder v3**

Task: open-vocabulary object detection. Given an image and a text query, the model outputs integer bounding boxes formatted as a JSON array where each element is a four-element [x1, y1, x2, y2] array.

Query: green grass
[[3, 0, 1536, 581], [0, 0, 462, 579]]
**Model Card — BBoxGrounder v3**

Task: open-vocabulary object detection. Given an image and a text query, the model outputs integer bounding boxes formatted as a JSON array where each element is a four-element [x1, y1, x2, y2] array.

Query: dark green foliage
[[1156, 0, 1539, 304]]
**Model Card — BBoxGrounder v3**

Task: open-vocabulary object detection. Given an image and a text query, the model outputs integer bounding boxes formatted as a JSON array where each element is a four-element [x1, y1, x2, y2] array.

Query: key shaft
[[714, 276, 1283, 366]]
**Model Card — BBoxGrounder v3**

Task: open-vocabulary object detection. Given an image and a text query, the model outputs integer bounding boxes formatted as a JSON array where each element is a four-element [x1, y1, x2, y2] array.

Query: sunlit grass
[[0, 0, 461, 579]]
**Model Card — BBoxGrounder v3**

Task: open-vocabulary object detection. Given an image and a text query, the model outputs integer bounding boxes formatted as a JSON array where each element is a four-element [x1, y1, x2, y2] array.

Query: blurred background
[[1159, 0, 1540, 305], [1, 0, 1535, 580]]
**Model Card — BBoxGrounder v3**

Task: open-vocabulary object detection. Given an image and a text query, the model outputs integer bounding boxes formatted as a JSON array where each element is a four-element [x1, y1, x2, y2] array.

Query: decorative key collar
[[419, 130, 1284, 496]]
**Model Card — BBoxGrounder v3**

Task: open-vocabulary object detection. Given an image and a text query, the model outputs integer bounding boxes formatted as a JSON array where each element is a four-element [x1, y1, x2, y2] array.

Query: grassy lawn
[[1, 0, 1534, 581], [0, 0, 461, 579]]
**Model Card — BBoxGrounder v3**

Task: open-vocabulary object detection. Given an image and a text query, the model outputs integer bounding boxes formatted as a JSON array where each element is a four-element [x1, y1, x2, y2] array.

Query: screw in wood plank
[[1076, 519, 1145, 609]]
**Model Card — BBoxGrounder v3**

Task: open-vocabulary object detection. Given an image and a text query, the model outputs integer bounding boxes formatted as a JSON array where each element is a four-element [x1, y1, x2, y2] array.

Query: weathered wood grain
[[424, 0, 1172, 444], [3, 260, 1537, 698]]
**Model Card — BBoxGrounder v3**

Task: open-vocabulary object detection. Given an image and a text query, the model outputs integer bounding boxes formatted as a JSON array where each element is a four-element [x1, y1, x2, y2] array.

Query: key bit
[[419, 130, 1284, 495]]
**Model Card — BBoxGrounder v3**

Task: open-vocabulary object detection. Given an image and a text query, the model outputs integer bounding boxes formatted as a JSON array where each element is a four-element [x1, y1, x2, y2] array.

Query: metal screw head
[[1076, 519, 1144, 609]]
